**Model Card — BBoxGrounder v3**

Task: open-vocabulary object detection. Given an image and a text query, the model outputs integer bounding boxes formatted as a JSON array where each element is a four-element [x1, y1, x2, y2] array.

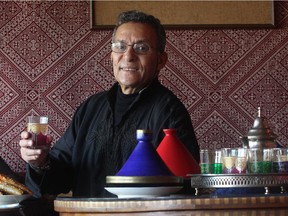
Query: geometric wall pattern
[[0, 1, 287, 173]]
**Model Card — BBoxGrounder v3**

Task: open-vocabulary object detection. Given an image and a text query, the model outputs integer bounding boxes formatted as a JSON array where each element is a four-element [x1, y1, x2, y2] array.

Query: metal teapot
[[241, 107, 277, 148]]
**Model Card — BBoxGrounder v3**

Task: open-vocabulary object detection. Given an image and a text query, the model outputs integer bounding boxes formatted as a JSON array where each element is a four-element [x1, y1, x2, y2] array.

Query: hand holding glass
[[27, 116, 49, 147]]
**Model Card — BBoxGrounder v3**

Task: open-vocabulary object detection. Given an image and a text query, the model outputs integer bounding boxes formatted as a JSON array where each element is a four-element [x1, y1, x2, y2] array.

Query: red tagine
[[157, 129, 200, 177]]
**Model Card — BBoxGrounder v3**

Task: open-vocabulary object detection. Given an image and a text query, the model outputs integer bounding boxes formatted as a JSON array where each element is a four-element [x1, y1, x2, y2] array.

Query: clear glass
[[273, 148, 288, 173], [27, 116, 49, 147], [200, 149, 214, 174], [248, 148, 273, 173], [214, 150, 222, 174], [222, 148, 237, 174], [235, 148, 248, 174]]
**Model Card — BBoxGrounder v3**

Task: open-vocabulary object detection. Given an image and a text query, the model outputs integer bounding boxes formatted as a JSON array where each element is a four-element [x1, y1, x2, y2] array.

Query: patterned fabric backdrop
[[0, 1, 287, 173]]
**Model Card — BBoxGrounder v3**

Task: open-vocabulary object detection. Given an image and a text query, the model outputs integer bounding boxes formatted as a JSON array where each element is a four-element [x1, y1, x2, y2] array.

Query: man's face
[[111, 22, 167, 94]]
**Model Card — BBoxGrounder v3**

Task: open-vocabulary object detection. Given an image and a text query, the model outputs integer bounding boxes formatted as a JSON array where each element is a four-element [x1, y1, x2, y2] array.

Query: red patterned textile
[[0, 1, 287, 173]]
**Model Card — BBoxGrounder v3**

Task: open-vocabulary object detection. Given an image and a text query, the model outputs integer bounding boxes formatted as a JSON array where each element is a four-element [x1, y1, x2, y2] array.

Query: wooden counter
[[54, 195, 288, 216]]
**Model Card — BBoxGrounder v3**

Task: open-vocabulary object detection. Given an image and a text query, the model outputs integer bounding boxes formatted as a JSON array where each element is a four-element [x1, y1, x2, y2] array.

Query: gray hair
[[112, 10, 166, 53]]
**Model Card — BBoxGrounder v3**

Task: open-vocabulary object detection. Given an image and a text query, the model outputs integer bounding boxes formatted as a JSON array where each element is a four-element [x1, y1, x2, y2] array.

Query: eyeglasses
[[111, 41, 154, 55]]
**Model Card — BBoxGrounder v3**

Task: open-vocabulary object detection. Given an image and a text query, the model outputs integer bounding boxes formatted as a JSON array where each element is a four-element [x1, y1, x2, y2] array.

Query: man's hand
[[19, 131, 52, 168]]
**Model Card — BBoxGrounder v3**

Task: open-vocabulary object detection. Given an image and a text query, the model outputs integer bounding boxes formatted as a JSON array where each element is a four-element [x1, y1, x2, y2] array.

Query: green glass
[[213, 163, 222, 174], [200, 163, 214, 174], [248, 162, 263, 173], [262, 161, 273, 173], [248, 161, 273, 173]]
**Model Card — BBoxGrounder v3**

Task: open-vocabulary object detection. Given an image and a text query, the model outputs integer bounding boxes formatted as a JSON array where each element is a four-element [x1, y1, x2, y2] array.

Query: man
[[19, 10, 200, 198]]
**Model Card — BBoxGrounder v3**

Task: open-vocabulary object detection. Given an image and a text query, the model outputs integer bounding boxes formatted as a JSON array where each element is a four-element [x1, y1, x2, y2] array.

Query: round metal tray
[[188, 173, 288, 188], [188, 173, 288, 195]]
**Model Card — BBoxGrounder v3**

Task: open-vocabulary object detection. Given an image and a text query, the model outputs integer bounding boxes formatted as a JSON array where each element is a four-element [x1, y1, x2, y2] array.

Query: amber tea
[[27, 116, 48, 146]]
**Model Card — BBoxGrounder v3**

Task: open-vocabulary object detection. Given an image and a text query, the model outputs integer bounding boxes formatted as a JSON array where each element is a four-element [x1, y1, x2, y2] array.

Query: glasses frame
[[111, 41, 155, 55]]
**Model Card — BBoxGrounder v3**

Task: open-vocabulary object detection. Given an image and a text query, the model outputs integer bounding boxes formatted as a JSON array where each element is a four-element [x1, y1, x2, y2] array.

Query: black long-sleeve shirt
[[25, 79, 199, 198]]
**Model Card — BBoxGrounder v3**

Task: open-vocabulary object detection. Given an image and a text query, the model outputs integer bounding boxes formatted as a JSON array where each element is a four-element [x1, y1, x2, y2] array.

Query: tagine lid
[[116, 129, 173, 177], [156, 129, 200, 177], [246, 107, 277, 139]]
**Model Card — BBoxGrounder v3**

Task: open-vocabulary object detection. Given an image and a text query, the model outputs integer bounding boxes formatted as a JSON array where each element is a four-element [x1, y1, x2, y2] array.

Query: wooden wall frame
[[90, 1, 274, 29]]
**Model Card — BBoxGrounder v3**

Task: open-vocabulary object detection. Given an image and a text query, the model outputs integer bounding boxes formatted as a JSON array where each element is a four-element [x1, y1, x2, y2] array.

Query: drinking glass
[[214, 150, 222, 174], [248, 148, 263, 173], [222, 148, 237, 174], [273, 148, 288, 173], [222, 148, 247, 174], [235, 148, 248, 174], [27, 116, 49, 147], [248, 148, 273, 173], [262, 148, 273, 173], [200, 149, 214, 174]]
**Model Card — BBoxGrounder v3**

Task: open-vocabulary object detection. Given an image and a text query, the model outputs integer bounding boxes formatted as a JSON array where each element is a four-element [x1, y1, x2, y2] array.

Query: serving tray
[[188, 173, 288, 195]]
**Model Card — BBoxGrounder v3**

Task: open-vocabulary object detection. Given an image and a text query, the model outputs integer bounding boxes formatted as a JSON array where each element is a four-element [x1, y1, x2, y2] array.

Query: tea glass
[[235, 148, 248, 174], [273, 148, 288, 173], [263, 148, 273, 173], [222, 148, 237, 174], [27, 116, 49, 147], [222, 148, 248, 174], [214, 150, 222, 174], [200, 149, 214, 174], [248, 148, 273, 173]]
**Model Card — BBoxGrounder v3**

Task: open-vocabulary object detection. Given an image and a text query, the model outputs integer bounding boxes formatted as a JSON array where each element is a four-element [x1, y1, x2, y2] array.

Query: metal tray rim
[[189, 173, 288, 188]]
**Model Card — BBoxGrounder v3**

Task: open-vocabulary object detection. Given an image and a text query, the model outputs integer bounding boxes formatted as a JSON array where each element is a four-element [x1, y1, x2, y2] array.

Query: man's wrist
[[29, 159, 51, 173]]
